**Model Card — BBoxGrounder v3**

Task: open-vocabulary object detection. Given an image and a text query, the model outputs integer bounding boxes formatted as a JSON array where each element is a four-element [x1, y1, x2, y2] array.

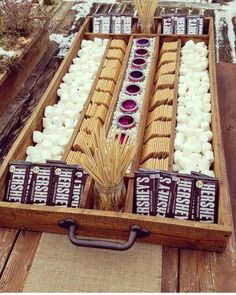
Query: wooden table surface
[[0, 1, 236, 292]]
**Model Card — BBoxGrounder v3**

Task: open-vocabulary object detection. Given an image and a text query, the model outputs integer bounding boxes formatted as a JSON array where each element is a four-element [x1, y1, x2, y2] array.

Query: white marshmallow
[[51, 146, 63, 157], [64, 118, 74, 129], [33, 131, 43, 144], [203, 150, 214, 164], [44, 105, 54, 118], [52, 116, 63, 127], [43, 117, 52, 128], [201, 142, 212, 153], [31, 153, 42, 163], [42, 140, 53, 149], [58, 137, 69, 148], [197, 159, 210, 171], [41, 149, 52, 161], [25, 156, 32, 162], [26, 146, 36, 156]]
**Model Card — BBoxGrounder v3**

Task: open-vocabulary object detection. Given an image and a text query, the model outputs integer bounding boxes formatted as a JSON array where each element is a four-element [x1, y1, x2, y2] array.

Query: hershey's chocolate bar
[[46, 160, 67, 165], [156, 172, 177, 218], [51, 166, 76, 207], [172, 175, 195, 220], [162, 14, 174, 34], [71, 168, 88, 208], [194, 177, 219, 223], [111, 14, 122, 34], [173, 14, 186, 35], [187, 15, 204, 35], [4, 161, 31, 203], [27, 164, 54, 205], [121, 15, 132, 34], [134, 172, 153, 215]]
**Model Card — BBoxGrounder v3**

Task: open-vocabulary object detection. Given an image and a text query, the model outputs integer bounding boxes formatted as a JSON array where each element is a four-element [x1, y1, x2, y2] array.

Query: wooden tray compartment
[[0, 17, 232, 252]]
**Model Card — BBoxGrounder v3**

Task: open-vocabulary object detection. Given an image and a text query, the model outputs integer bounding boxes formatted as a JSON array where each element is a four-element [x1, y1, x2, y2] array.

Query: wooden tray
[[0, 27, 49, 117], [0, 17, 232, 252]]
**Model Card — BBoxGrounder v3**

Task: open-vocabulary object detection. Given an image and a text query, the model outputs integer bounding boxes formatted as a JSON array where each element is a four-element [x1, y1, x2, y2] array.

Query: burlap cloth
[[23, 233, 162, 292]]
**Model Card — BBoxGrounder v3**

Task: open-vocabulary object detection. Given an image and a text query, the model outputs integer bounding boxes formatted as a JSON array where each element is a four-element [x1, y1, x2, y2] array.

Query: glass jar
[[93, 180, 126, 212]]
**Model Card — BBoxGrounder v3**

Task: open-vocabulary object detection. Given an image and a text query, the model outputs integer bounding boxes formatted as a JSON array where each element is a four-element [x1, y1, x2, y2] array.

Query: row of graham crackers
[[69, 39, 127, 162], [139, 41, 179, 171]]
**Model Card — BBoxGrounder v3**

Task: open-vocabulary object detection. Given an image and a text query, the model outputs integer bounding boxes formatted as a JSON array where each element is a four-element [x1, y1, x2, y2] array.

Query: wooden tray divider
[[167, 39, 181, 171], [208, 18, 232, 227]]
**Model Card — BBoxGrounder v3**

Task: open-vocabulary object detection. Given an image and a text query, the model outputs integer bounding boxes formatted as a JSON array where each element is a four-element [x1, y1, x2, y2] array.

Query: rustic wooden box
[[0, 27, 49, 116], [0, 17, 232, 252]]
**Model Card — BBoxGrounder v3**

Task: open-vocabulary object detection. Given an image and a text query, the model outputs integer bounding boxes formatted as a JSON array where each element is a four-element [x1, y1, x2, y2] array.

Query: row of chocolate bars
[[134, 170, 219, 224], [4, 160, 88, 207], [162, 14, 204, 35]]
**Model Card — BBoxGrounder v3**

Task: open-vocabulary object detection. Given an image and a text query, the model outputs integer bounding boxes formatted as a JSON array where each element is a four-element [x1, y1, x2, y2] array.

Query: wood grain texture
[[0, 231, 41, 292], [0, 229, 19, 276], [0, 28, 49, 117]]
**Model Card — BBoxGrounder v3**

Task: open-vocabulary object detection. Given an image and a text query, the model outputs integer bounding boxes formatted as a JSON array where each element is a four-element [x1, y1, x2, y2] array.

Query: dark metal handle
[[58, 219, 150, 251]]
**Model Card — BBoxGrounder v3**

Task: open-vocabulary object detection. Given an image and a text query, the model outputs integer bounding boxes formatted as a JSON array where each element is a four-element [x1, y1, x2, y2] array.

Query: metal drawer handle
[[58, 219, 150, 251]]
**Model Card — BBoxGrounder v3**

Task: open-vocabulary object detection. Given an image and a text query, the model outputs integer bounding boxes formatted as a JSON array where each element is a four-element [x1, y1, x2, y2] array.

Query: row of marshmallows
[[25, 38, 108, 163], [174, 40, 214, 177]]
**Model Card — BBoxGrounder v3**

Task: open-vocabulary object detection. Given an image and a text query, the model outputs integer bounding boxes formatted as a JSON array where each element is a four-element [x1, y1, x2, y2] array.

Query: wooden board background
[[0, 0, 236, 292]]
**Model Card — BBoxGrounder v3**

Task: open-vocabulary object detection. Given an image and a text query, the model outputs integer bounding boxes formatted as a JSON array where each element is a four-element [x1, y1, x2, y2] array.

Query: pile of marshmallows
[[174, 40, 214, 177], [26, 38, 108, 163]]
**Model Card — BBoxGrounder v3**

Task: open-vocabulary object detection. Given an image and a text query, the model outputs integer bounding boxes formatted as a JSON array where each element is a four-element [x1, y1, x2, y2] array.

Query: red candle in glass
[[128, 70, 145, 82], [136, 38, 150, 47], [132, 57, 147, 69], [117, 114, 135, 130], [120, 99, 138, 113], [134, 48, 149, 58], [125, 83, 141, 96]]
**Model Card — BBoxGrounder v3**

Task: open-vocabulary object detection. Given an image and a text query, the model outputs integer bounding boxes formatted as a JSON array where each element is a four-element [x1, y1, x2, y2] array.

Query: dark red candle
[[125, 83, 141, 96], [128, 70, 145, 82], [134, 48, 149, 58], [132, 57, 147, 69], [117, 114, 135, 130], [121, 99, 138, 113]]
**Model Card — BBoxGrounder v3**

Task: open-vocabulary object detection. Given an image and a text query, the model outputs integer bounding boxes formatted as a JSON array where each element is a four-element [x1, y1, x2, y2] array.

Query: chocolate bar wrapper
[[187, 15, 204, 35], [156, 172, 178, 218], [173, 14, 186, 35], [194, 177, 219, 223], [111, 14, 122, 34], [4, 161, 31, 203], [121, 14, 132, 34], [51, 166, 76, 207], [171, 174, 195, 220], [70, 168, 88, 208], [26, 164, 54, 205], [134, 172, 153, 215], [162, 14, 174, 34]]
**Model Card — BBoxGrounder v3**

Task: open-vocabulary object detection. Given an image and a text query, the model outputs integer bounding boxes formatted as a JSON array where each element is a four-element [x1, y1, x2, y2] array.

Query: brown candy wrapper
[[26, 164, 54, 205], [71, 168, 88, 208], [162, 14, 174, 34], [51, 166, 76, 207], [194, 176, 219, 223], [173, 14, 186, 35], [4, 161, 31, 203], [156, 172, 178, 218], [186, 15, 204, 35], [171, 175, 195, 220], [134, 171, 153, 215]]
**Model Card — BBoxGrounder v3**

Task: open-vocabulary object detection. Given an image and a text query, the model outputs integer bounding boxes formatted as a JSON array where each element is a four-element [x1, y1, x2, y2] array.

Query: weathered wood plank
[[0, 229, 19, 277], [161, 247, 179, 292], [0, 231, 41, 292]]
